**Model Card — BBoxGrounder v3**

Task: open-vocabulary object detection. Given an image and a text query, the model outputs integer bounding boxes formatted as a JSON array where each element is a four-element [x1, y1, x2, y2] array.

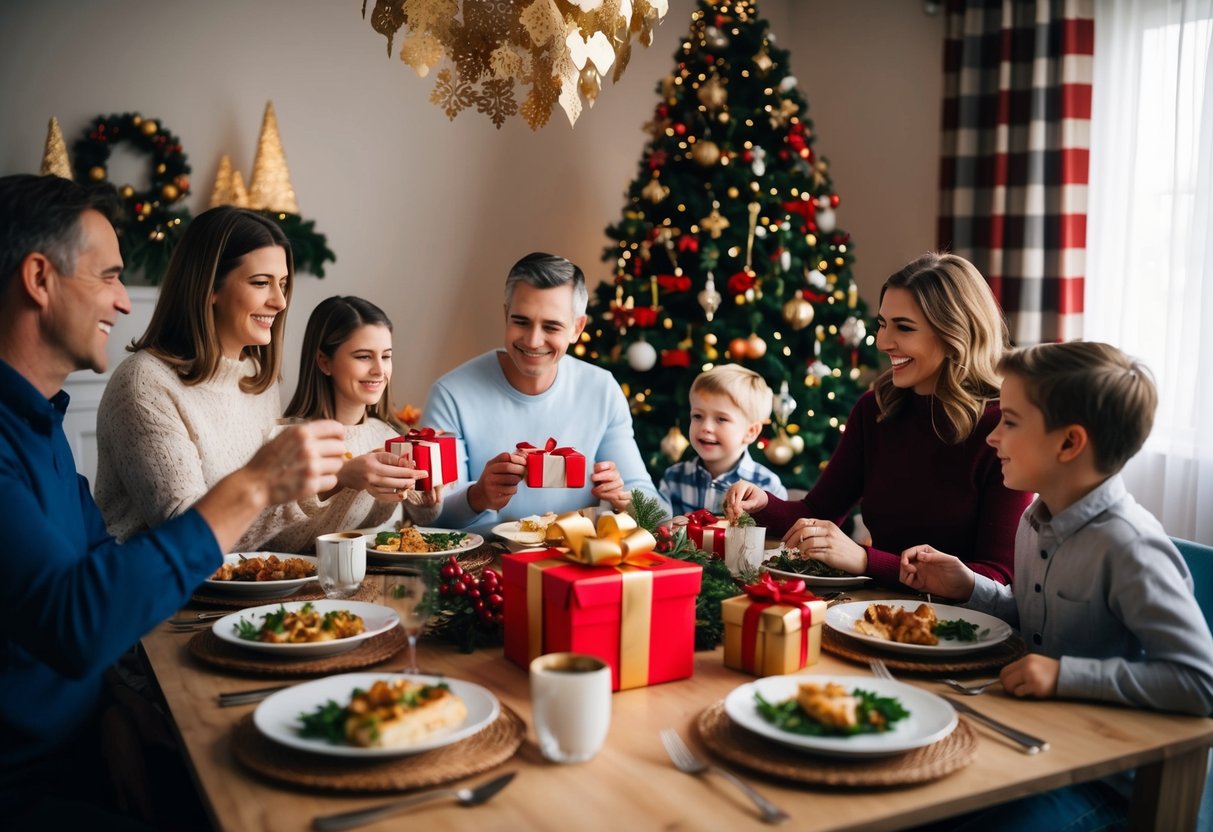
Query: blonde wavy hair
[[873, 252, 1008, 443]]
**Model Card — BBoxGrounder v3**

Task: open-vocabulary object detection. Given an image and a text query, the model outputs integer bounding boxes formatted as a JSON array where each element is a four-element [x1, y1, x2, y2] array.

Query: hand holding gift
[[467, 452, 527, 513], [337, 450, 431, 503], [517, 438, 587, 489], [385, 428, 459, 491]]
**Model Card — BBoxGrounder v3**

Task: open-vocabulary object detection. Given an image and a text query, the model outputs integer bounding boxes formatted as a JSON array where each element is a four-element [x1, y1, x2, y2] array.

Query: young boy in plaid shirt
[[659, 364, 786, 516]]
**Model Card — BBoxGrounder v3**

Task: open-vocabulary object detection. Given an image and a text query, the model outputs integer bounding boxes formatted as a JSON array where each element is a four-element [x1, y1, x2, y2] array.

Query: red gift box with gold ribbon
[[722, 574, 827, 676], [502, 512, 702, 691], [386, 428, 458, 491], [517, 438, 586, 488]]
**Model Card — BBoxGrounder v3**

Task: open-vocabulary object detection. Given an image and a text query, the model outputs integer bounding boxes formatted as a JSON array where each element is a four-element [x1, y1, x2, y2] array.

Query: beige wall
[[0, 0, 942, 408]]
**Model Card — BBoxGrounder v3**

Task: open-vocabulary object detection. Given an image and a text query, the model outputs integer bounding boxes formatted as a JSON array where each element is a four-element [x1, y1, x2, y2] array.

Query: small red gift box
[[684, 510, 766, 576], [517, 438, 586, 488], [722, 574, 827, 676], [502, 514, 702, 691], [386, 428, 458, 491]]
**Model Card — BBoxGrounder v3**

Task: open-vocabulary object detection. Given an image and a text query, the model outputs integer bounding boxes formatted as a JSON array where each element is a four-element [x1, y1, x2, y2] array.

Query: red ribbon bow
[[516, 438, 577, 458], [685, 509, 719, 529], [740, 574, 822, 673], [404, 427, 445, 441]]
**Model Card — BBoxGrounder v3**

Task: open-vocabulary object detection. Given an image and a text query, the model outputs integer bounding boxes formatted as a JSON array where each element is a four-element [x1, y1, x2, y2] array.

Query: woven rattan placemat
[[231, 705, 525, 792], [190, 578, 377, 610], [188, 626, 408, 676], [822, 628, 1026, 675], [696, 700, 976, 787]]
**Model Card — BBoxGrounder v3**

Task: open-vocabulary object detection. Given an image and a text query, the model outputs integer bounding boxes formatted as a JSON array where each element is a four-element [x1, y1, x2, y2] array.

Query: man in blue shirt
[[424, 252, 665, 535], [0, 174, 346, 824]]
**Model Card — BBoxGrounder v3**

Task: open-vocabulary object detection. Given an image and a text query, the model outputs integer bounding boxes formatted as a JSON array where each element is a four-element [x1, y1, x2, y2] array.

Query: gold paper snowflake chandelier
[[361, 0, 670, 129]]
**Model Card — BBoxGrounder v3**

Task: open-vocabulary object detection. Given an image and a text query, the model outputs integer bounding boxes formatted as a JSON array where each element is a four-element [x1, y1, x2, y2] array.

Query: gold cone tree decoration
[[40, 117, 73, 179], [246, 102, 298, 214], [207, 154, 250, 208]]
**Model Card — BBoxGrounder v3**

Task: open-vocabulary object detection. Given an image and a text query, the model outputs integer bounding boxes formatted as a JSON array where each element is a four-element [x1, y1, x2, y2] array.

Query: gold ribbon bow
[[543, 511, 661, 567]]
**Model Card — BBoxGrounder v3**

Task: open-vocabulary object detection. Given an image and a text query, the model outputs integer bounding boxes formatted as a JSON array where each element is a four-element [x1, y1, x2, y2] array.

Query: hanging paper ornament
[[805, 268, 828, 290], [626, 339, 658, 371], [816, 206, 836, 233], [660, 425, 691, 462], [728, 337, 750, 359], [773, 380, 797, 423], [698, 272, 722, 321], [747, 333, 768, 358], [782, 296, 815, 330], [764, 429, 795, 466], [840, 317, 867, 347], [692, 140, 721, 167]]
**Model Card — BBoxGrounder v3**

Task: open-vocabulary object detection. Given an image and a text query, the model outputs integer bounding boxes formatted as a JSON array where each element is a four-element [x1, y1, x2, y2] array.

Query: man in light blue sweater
[[424, 252, 665, 535]]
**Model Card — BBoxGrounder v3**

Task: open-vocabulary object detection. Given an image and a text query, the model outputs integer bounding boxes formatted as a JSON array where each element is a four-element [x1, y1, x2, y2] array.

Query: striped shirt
[[658, 451, 787, 517]]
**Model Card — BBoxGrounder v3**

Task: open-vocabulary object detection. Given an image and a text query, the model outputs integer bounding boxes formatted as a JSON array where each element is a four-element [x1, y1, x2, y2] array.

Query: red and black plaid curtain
[[937, 0, 1094, 345]]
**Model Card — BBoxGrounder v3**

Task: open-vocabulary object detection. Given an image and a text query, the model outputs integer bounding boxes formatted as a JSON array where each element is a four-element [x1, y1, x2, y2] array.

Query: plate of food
[[253, 672, 500, 758], [760, 549, 873, 588], [212, 600, 399, 658], [201, 553, 318, 599], [362, 527, 483, 561], [724, 674, 956, 758], [491, 514, 558, 551], [826, 600, 1013, 656]]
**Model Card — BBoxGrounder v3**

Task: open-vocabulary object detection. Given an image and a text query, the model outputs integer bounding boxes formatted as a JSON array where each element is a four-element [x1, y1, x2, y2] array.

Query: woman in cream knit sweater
[[264, 295, 443, 552], [95, 208, 426, 551]]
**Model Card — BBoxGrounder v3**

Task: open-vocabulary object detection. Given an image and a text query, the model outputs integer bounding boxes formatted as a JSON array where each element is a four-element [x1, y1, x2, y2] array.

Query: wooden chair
[[1171, 536, 1213, 832]]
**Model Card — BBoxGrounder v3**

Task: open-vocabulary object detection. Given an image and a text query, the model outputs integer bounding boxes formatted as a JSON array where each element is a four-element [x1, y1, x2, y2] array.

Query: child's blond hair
[[999, 341, 1158, 474], [690, 364, 773, 426]]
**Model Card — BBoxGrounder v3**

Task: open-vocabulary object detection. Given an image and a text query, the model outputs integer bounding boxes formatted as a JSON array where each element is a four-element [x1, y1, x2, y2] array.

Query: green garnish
[[731, 513, 757, 528], [755, 689, 909, 737], [762, 550, 851, 579], [298, 700, 348, 744], [934, 618, 987, 642], [420, 531, 469, 551], [375, 531, 401, 546], [234, 618, 260, 640]]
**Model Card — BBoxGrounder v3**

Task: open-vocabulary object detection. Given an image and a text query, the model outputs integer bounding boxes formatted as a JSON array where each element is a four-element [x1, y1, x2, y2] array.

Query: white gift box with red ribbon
[[385, 428, 458, 492]]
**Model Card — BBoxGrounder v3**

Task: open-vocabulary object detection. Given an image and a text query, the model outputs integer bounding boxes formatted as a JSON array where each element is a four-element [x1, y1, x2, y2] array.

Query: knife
[[945, 696, 1050, 754]]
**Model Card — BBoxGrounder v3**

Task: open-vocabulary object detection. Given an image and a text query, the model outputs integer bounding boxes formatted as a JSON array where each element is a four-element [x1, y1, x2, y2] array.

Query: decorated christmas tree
[[580, 0, 880, 493]]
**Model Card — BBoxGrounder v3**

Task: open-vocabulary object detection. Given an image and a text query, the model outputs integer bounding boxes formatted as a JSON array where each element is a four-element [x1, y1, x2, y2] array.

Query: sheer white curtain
[[1087, 0, 1213, 545]]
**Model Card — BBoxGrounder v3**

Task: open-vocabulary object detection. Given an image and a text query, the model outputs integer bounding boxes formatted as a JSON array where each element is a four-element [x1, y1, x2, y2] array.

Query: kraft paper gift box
[[684, 510, 767, 576], [517, 438, 587, 488], [385, 428, 458, 491], [722, 575, 827, 676], [501, 513, 702, 690]]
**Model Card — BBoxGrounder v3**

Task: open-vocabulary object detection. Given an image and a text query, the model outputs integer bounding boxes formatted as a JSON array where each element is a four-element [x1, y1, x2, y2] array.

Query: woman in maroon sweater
[[726, 253, 1031, 586]]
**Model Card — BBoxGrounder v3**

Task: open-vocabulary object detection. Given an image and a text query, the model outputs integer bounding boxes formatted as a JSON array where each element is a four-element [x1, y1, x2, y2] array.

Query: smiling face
[[319, 323, 393, 425], [210, 245, 289, 360], [986, 372, 1062, 495], [875, 286, 948, 395], [689, 390, 762, 477], [500, 281, 587, 395], [44, 209, 129, 378]]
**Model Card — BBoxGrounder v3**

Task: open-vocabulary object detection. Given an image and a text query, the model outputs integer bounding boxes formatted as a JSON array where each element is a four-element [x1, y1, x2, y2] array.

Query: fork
[[942, 678, 999, 696], [659, 729, 789, 824], [868, 658, 895, 681]]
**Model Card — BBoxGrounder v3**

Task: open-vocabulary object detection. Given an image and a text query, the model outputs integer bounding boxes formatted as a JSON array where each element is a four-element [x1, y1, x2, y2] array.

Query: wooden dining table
[[141, 577, 1213, 831]]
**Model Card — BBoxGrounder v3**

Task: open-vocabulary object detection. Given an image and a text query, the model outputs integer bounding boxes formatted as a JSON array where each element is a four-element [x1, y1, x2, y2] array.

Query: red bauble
[[830, 194, 841, 207], [673, 122, 687, 136], [656, 103, 669, 118], [778, 149, 790, 161], [747, 334, 768, 358], [726, 270, 757, 295], [660, 349, 692, 368], [728, 337, 750, 359], [741, 150, 754, 163]]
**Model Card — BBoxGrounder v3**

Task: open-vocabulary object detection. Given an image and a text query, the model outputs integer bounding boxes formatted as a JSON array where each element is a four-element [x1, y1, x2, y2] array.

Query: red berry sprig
[[436, 556, 505, 651]]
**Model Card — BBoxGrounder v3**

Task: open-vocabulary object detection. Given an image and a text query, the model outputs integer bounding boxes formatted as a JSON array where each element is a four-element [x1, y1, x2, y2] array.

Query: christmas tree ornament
[[728, 337, 751, 359], [840, 316, 867, 347], [704, 25, 730, 49], [626, 339, 658, 372], [789, 434, 805, 453], [247, 102, 298, 214], [773, 380, 797, 423], [753, 47, 774, 74], [660, 425, 691, 462], [778, 75, 798, 92], [698, 272, 722, 321], [746, 333, 768, 358], [40, 117, 73, 179], [699, 205, 730, 238], [691, 139, 721, 166], [805, 267, 828, 289], [779, 248, 791, 272], [642, 177, 670, 203], [697, 76, 728, 110], [751, 146, 767, 176], [782, 295, 815, 330], [208, 155, 250, 208], [763, 429, 795, 466], [816, 206, 836, 233]]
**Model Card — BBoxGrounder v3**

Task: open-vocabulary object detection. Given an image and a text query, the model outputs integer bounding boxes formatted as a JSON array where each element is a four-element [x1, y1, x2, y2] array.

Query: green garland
[[268, 211, 336, 278], [71, 112, 191, 282]]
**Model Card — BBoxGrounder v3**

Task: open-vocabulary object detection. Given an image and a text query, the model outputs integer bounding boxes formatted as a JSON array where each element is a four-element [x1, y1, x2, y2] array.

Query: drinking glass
[[384, 568, 433, 673], [265, 416, 307, 441]]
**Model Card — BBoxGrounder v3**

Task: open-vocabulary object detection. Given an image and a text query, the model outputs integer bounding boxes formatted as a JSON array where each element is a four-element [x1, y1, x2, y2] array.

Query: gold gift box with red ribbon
[[502, 512, 702, 691], [386, 428, 458, 492], [722, 574, 827, 676]]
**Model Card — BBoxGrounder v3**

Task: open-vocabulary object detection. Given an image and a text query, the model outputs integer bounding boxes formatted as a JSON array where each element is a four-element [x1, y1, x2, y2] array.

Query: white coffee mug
[[315, 531, 366, 599], [530, 652, 612, 764]]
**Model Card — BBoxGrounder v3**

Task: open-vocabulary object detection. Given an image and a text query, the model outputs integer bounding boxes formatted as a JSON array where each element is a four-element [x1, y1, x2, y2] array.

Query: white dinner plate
[[826, 599, 1013, 656], [253, 672, 500, 758], [724, 674, 957, 758], [201, 553, 318, 599], [360, 527, 484, 562], [212, 600, 399, 658], [762, 565, 874, 589], [491, 518, 556, 552]]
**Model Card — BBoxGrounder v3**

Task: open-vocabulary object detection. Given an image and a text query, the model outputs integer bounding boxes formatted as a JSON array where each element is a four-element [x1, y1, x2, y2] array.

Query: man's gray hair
[[504, 252, 589, 318]]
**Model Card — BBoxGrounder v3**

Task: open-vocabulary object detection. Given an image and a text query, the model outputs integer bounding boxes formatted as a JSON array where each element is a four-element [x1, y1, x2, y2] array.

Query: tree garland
[[72, 112, 192, 282]]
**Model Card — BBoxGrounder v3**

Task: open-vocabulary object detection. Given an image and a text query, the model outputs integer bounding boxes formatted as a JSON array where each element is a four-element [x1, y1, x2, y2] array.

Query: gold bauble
[[691, 140, 721, 167], [763, 431, 795, 466], [88, 166, 106, 182], [119, 185, 135, 199], [660, 425, 691, 462], [727, 186, 740, 198], [782, 296, 815, 330], [131, 114, 143, 126], [141, 119, 158, 136], [705, 346, 719, 361], [161, 183, 179, 201]]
